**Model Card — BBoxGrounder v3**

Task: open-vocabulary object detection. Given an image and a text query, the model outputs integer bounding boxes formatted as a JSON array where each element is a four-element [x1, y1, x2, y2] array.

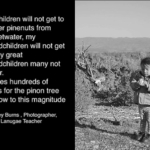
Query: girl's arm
[[130, 79, 140, 91], [144, 78, 150, 91], [130, 71, 140, 91]]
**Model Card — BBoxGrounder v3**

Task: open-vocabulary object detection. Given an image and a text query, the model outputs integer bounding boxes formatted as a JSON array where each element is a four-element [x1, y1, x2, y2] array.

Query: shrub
[[75, 51, 143, 110]]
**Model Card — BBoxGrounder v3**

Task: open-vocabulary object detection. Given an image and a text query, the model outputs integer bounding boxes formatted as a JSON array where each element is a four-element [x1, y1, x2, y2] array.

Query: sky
[[75, 1, 150, 38]]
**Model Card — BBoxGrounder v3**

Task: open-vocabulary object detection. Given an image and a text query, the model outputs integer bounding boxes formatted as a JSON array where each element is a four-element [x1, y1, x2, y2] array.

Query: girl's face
[[141, 64, 150, 77]]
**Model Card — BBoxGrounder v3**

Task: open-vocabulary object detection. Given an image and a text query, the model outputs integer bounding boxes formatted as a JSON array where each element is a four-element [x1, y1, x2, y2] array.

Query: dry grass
[[75, 105, 150, 150]]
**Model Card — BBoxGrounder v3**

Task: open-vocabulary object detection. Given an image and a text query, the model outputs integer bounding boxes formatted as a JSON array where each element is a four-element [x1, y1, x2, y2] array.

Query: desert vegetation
[[75, 39, 150, 149]]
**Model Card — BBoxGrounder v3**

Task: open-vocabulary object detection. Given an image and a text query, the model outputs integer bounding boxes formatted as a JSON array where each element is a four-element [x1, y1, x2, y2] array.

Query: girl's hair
[[141, 57, 150, 66]]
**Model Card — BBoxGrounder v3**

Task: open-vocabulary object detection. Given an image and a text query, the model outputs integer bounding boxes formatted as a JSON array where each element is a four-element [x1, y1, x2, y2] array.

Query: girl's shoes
[[135, 131, 144, 141], [138, 133, 150, 142]]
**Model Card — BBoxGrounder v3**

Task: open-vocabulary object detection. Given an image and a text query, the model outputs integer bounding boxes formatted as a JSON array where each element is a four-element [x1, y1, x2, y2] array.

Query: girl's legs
[[139, 106, 146, 133]]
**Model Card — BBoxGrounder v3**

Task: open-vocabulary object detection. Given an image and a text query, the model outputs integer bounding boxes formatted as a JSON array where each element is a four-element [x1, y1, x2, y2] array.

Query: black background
[[0, 1, 74, 148]]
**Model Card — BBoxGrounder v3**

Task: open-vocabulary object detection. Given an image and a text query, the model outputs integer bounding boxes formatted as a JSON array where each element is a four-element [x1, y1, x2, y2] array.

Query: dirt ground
[[75, 105, 150, 150]]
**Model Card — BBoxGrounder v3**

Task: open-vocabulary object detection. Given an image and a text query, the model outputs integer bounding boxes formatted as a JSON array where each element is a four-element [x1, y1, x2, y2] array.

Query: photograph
[[75, 1, 150, 149]]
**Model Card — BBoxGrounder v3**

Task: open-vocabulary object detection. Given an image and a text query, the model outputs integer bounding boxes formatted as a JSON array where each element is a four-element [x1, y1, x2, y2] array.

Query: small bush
[[75, 51, 146, 110]]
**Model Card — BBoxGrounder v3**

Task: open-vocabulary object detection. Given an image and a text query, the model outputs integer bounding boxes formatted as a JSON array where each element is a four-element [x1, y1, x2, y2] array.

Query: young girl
[[130, 57, 150, 142]]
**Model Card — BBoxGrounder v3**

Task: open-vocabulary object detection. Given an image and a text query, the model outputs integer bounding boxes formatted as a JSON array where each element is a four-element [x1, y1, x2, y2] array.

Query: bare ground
[[75, 105, 150, 150]]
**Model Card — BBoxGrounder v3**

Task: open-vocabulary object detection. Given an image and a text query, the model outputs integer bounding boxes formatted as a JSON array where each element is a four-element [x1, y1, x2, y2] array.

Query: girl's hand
[[138, 78, 146, 86]]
